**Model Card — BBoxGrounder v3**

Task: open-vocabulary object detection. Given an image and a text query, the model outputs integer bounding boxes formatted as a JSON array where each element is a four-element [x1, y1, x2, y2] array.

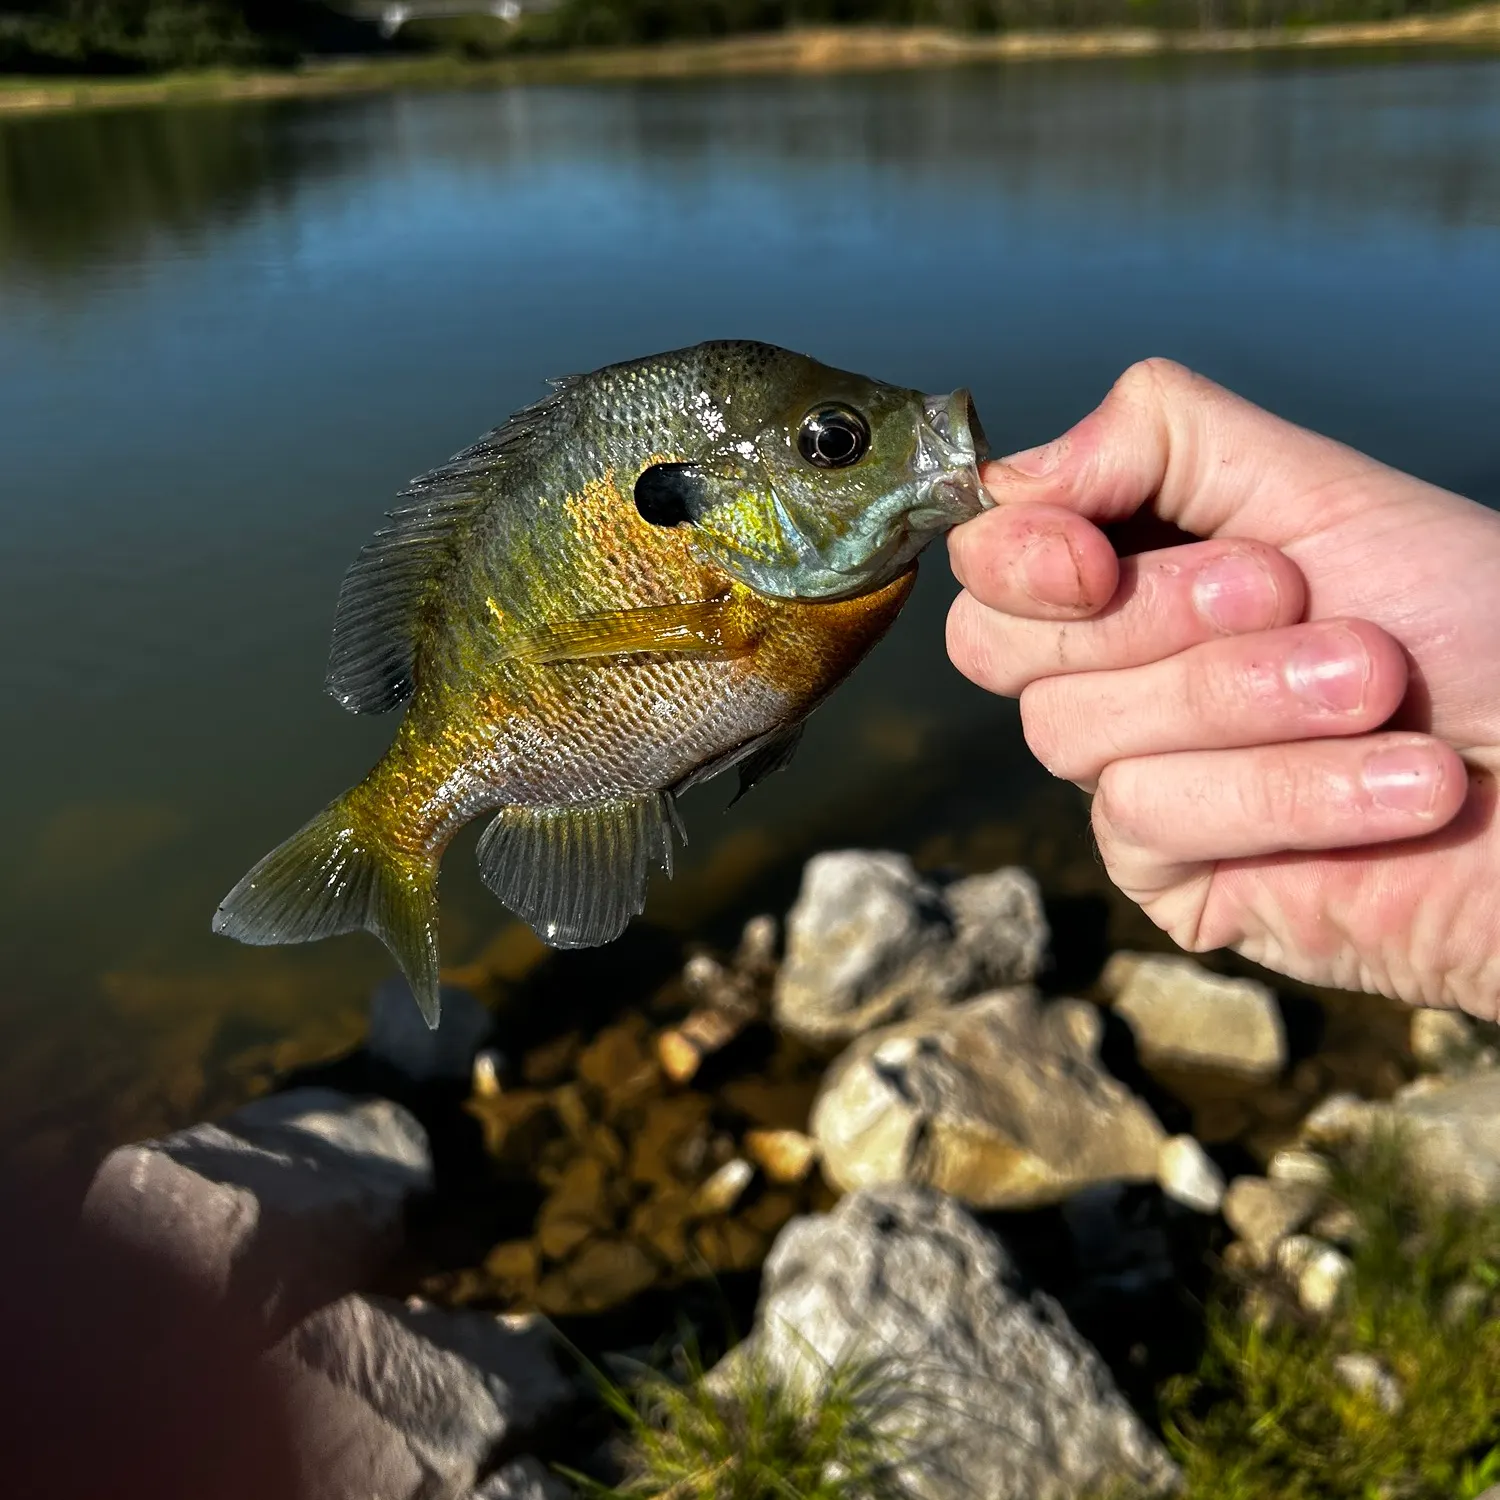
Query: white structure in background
[[372, 0, 546, 37]]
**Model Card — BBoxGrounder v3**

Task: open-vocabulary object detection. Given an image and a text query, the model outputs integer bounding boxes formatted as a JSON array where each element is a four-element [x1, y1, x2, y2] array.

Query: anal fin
[[475, 792, 677, 948]]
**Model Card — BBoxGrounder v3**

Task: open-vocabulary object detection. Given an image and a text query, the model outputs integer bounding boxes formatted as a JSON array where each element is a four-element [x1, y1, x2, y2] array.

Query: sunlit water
[[2, 53, 1499, 1165]]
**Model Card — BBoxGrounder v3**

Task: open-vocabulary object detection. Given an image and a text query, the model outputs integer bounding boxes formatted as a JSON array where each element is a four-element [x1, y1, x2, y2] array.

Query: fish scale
[[214, 340, 987, 1025]]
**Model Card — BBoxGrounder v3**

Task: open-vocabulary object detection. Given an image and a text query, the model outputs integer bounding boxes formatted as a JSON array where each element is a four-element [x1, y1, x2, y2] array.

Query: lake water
[[2, 53, 1499, 1167]]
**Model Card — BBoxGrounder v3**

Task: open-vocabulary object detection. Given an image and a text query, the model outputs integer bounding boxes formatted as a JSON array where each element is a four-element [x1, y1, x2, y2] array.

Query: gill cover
[[633, 385, 990, 601]]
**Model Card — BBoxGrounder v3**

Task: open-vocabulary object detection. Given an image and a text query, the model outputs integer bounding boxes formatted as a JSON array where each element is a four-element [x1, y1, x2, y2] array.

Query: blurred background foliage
[[0, 0, 1481, 76]]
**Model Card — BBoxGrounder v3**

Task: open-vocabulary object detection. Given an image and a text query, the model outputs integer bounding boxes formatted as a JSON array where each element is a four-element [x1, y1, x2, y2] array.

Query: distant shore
[[2, 6, 1498, 115]]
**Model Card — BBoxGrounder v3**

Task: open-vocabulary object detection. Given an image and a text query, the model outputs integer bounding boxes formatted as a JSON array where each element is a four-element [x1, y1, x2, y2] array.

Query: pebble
[[691, 1158, 755, 1217], [1224, 1176, 1323, 1266], [1277, 1235, 1352, 1315], [1156, 1135, 1225, 1213], [1410, 1008, 1479, 1071], [1267, 1147, 1333, 1189], [1332, 1352, 1402, 1413], [744, 1128, 820, 1185]]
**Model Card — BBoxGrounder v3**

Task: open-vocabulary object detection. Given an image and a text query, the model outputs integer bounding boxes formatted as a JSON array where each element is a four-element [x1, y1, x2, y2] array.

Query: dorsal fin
[[325, 380, 576, 714]]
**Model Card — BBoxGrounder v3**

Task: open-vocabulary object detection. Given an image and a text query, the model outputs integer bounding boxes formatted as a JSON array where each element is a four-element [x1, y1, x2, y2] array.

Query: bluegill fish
[[214, 341, 988, 1025]]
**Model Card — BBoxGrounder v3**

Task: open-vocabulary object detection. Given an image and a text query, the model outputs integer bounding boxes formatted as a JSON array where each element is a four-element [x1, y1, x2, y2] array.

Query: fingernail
[[1192, 552, 1279, 634], [1363, 744, 1443, 816], [1000, 438, 1066, 478], [1284, 627, 1369, 714]]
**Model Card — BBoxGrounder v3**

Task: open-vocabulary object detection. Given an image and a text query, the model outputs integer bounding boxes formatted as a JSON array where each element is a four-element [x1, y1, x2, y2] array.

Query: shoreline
[[1, 7, 1498, 115]]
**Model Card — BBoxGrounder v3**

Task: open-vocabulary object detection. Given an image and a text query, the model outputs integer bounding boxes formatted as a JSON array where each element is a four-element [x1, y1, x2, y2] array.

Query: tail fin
[[212, 795, 443, 1027]]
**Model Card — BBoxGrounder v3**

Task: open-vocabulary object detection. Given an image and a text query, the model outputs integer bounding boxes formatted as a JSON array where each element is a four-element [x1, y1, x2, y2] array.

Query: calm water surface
[[2, 54, 1499, 1162]]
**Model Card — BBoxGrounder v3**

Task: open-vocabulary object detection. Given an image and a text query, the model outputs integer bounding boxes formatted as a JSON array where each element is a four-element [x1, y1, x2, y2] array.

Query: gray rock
[[468, 1458, 576, 1499], [725, 1186, 1179, 1500], [1156, 1135, 1225, 1213], [1298, 1075, 1500, 1209], [1103, 953, 1286, 1080], [773, 852, 1047, 1045], [1266, 1147, 1333, 1189], [82, 1090, 433, 1339], [811, 990, 1166, 1209], [1384, 1072, 1500, 1207], [943, 866, 1049, 990], [1223, 1176, 1323, 1267], [229, 1088, 432, 1193], [369, 977, 496, 1084], [271, 1294, 574, 1500]]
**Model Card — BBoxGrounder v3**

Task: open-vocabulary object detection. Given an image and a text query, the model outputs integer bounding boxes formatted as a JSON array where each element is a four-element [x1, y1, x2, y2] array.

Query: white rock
[[1388, 1073, 1500, 1207], [723, 1186, 1179, 1500], [1267, 1147, 1333, 1189], [368, 977, 495, 1084], [1277, 1235, 1352, 1316], [1156, 1135, 1225, 1213], [271, 1295, 574, 1500], [812, 991, 1166, 1210], [82, 1089, 432, 1340], [1103, 953, 1286, 1080], [1332, 1352, 1401, 1413], [943, 867, 1049, 990], [692, 1158, 755, 1216]]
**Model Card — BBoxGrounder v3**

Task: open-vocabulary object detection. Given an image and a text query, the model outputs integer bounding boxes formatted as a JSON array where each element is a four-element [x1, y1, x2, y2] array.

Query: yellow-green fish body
[[215, 341, 987, 1024]]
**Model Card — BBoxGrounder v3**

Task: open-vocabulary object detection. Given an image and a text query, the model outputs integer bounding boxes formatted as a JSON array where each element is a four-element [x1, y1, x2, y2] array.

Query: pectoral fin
[[475, 792, 681, 948], [494, 596, 757, 666]]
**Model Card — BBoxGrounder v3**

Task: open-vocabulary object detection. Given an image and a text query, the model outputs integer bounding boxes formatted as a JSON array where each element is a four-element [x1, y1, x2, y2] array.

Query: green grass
[[563, 1131, 1499, 1500], [1160, 1130, 1500, 1500], [564, 1338, 926, 1500]]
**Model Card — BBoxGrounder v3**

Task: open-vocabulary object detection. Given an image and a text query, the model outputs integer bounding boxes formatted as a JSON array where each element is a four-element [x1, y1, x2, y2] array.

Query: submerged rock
[[368, 977, 495, 1084], [1102, 953, 1286, 1081], [271, 1293, 573, 1500], [724, 1186, 1179, 1500], [811, 990, 1166, 1209], [773, 852, 1046, 1044], [82, 1088, 432, 1340]]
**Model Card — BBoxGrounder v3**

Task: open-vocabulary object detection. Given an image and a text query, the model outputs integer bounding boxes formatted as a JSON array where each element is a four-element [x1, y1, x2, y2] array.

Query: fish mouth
[[914, 387, 992, 527]]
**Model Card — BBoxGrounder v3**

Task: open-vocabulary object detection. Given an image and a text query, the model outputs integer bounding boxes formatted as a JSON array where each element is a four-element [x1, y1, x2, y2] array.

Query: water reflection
[[0, 101, 365, 279], [0, 54, 1497, 1166]]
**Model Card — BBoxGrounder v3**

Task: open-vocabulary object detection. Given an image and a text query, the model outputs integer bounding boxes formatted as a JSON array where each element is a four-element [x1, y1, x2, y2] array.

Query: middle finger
[[1021, 617, 1410, 788]]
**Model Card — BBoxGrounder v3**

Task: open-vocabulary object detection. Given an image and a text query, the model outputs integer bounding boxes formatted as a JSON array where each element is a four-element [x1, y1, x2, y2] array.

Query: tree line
[[0, 0, 1473, 75]]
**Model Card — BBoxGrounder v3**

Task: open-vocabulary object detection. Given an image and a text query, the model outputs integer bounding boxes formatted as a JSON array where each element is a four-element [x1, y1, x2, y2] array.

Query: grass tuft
[[564, 1334, 925, 1500], [1159, 1127, 1500, 1500]]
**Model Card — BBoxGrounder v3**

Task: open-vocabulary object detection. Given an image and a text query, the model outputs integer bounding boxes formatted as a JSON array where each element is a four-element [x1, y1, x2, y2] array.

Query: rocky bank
[[76, 849, 1500, 1497]]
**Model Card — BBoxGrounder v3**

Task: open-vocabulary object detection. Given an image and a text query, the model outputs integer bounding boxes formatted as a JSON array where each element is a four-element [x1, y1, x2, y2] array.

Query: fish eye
[[797, 406, 870, 469]]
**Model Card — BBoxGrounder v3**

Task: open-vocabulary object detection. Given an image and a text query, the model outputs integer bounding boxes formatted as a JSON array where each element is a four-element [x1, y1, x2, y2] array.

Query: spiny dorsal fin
[[475, 793, 677, 949], [325, 380, 577, 714]]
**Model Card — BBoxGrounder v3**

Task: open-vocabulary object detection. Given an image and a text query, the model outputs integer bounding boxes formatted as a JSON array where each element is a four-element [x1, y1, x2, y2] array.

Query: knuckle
[[1115, 356, 1194, 409], [1091, 762, 1138, 849], [1019, 682, 1077, 778], [1238, 748, 1311, 830], [945, 595, 1015, 696]]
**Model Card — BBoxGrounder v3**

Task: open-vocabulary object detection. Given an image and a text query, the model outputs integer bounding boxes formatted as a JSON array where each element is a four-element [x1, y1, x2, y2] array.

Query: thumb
[[985, 359, 1391, 548]]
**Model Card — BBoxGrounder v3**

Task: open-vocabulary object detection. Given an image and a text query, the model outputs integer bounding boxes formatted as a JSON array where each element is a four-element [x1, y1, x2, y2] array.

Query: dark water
[[2, 54, 1499, 1165]]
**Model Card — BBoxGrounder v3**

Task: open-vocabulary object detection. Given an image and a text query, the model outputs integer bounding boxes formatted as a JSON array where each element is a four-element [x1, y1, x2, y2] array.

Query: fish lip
[[919, 387, 993, 522]]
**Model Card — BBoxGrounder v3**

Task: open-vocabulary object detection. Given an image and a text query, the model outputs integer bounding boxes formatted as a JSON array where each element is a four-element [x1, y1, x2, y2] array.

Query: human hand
[[946, 360, 1500, 1020]]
